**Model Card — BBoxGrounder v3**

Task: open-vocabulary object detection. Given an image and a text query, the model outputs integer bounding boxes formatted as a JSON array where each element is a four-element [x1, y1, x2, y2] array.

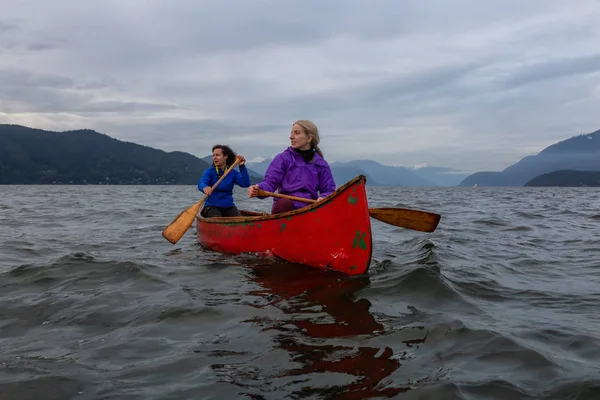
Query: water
[[1, 185, 599, 399]]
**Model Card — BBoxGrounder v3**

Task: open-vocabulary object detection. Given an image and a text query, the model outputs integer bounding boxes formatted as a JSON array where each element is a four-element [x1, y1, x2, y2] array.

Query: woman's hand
[[317, 197, 324, 202], [236, 155, 246, 166], [203, 186, 212, 195], [248, 184, 259, 198]]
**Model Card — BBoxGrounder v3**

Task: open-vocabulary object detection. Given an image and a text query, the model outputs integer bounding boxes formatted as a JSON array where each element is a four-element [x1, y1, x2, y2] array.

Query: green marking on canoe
[[348, 195, 358, 204], [352, 231, 367, 250], [286, 216, 292, 221], [349, 265, 357, 270], [280, 223, 286, 232]]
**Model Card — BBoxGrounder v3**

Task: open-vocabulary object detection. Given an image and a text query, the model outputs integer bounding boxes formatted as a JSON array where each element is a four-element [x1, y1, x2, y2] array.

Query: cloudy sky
[[1, 0, 599, 172]]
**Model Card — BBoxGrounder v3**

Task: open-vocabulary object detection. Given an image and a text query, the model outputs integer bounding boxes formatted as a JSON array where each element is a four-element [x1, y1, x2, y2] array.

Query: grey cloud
[[75, 78, 119, 90], [79, 101, 176, 113], [0, 41, 17, 51], [98, 118, 288, 144], [140, 50, 598, 168], [0, 20, 20, 32], [0, 69, 173, 114], [27, 42, 59, 51], [219, 60, 491, 127], [360, 61, 492, 111], [0, 69, 77, 112], [139, 0, 565, 54], [0, 17, 65, 55], [1, 91, 175, 114], [7, 0, 519, 70], [91, 117, 291, 160], [0, 69, 74, 89], [504, 53, 600, 88], [128, 0, 409, 53]]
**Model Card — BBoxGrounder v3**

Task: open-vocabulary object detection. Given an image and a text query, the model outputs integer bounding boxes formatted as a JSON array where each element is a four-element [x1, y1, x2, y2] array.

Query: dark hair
[[212, 144, 237, 167]]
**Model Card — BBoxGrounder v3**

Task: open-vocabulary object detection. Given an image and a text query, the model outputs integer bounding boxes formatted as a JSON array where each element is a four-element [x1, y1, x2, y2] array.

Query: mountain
[[524, 170, 600, 187], [332, 160, 436, 186], [408, 166, 470, 186], [330, 165, 381, 186], [0, 124, 260, 185], [246, 158, 272, 176], [247, 158, 437, 186], [459, 129, 600, 186]]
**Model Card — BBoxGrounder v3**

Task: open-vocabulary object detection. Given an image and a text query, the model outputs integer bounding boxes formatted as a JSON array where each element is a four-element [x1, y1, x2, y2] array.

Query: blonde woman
[[248, 120, 336, 214]]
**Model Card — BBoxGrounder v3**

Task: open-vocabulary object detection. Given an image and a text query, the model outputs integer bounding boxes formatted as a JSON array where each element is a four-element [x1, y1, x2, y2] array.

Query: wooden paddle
[[256, 189, 441, 233], [162, 158, 241, 244]]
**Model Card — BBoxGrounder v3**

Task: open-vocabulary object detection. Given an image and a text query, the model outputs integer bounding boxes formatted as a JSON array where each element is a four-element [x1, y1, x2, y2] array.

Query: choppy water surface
[[1, 185, 599, 399]]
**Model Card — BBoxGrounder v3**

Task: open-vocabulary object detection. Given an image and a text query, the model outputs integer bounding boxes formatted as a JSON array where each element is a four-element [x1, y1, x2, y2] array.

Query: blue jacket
[[198, 165, 251, 208]]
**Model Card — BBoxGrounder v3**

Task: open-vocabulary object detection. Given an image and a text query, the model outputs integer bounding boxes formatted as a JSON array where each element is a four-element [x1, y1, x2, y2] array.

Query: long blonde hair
[[293, 119, 323, 158]]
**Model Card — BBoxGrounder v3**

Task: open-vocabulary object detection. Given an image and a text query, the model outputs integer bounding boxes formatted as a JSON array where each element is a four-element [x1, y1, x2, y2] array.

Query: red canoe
[[196, 175, 372, 275]]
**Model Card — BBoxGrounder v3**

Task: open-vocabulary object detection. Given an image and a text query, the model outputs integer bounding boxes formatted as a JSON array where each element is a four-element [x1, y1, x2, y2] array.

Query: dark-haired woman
[[198, 144, 250, 217]]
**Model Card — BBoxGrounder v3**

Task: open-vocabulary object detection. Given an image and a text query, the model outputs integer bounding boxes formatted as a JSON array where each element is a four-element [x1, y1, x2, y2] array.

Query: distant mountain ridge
[[3, 123, 465, 187], [0, 124, 262, 185], [460, 129, 600, 187], [248, 157, 468, 187], [406, 165, 470, 187], [332, 160, 435, 186]]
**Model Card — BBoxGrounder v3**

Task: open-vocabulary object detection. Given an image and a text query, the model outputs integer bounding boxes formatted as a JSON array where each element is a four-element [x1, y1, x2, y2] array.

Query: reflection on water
[[235, 263, 428, 398]]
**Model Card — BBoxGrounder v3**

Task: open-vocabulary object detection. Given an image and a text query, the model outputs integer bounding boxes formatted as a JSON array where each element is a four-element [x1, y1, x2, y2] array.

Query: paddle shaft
[[255, 189, 440, 232], [257, 189, 316, 204]]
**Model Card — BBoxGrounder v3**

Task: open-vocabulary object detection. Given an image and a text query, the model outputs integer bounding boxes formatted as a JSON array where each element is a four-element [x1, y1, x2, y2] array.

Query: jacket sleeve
[[257, 154, 287, 194], [318, 164, 336, 198], [198, 168, 213, 192], [235, 165, 251, 188]]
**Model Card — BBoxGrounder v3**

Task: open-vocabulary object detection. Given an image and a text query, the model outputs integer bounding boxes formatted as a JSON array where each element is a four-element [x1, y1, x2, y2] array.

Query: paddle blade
[[368, 207, 441, 232], [162, 200, 204, 244]]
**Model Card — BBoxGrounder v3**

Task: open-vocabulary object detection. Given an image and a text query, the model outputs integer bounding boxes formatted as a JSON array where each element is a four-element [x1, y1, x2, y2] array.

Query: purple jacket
[[258, 147, 336, 209]]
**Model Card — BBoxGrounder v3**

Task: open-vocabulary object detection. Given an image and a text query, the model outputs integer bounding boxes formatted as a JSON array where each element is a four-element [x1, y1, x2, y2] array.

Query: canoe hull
[[196, 175, 372, 275]]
